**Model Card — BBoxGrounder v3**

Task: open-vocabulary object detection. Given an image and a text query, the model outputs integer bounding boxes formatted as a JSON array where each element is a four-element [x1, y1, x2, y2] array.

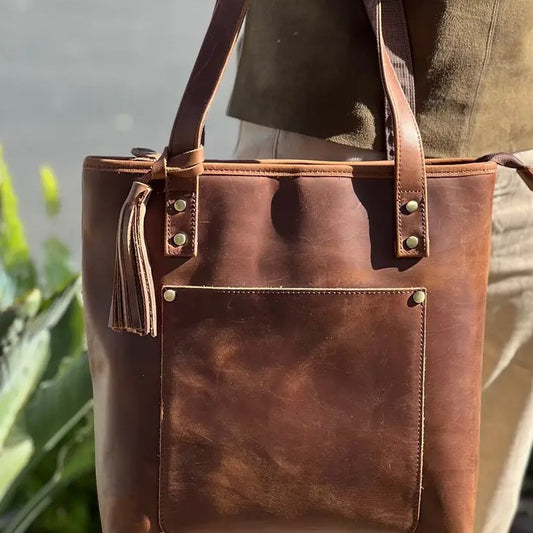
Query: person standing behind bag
[[227, 1, 533, 532]]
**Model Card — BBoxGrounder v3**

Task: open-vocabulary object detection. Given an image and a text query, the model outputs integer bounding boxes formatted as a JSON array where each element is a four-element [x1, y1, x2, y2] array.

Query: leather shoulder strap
[[166, 0, 429, 258], [168, 0, 416, 159], [364, 0, 416, 159], [168, 0, 251, 157]]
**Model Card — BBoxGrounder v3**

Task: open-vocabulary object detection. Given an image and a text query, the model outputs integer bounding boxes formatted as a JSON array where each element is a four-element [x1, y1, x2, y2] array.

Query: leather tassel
[[109, 181, 157, 337]]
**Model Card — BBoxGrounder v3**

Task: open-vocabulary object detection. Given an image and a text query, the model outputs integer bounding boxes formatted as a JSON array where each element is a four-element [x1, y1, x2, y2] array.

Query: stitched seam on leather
[[83, 164, 148, 173], [380, 26, 406, 246], [158, 313, 166, 533], [196, 169, 490, 176], [397, 198, 406, 255], [82, 162, 496, 177], [383, 21, 427, 254], [190, 191, 197, 255], [420, 202, 427, 251], [423, 169, 494, 176], [165, 287, 419, 295], [166, 207, 181, 257], [204, 170, 355, 178], [166, 209, 173, 256], [202, 169, 494, 176], [410, 299, 426, 532]]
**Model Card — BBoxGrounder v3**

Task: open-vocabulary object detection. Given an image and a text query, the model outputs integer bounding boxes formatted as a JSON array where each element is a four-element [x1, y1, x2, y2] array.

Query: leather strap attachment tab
[[372, 0, 429, 258], [164, 174, 199, 257], [153, 147, 204, 257]]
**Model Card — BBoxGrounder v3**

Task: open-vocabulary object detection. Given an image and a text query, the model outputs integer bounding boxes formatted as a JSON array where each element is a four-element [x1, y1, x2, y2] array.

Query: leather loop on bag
[[151, 147, 205, 182], [167, 147, 205, 183], [149, 147, 204, 257], [477, 152, 533, 191]]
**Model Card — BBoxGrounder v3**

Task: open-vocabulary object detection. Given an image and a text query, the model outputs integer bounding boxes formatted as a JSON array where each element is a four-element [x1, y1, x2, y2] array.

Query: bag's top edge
[[83, 155, 497, 178]]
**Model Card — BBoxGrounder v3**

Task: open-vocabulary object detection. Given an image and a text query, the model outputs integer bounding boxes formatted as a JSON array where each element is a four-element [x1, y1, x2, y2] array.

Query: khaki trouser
[[234, 121, 533, 533]]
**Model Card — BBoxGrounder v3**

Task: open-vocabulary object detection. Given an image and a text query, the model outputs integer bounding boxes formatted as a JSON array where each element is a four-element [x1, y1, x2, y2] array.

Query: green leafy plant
[[0, 147, 97, 533]]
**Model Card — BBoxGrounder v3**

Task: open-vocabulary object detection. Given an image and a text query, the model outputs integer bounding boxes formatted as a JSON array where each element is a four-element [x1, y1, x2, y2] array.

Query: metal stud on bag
[[405, 235, 420, 249], [413, 290, 426, 304], [174, 199, 187, 212], [163, 289, 176, 303], [405, 200, 419, 213], [173, 232, 188, 246]]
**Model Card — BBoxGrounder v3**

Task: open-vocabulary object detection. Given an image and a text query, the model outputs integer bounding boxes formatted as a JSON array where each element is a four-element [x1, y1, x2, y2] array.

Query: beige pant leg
[[233, 121, 385, 161], [234, 122, 533, 533], [474, 150, 533, 533]]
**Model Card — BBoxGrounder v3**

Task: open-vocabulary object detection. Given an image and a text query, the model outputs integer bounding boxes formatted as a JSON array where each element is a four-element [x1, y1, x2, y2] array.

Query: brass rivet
[[413, 290, 426, 304], [173, 199, 187, 213], [405, 200, 419, 213], [163, 289, 176, 303], [405, 235, 420, 249], [173, 232, 188, 247]]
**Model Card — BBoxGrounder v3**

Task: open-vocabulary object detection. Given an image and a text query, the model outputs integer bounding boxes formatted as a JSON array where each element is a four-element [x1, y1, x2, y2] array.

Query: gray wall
[[0, 0, 239, 261]]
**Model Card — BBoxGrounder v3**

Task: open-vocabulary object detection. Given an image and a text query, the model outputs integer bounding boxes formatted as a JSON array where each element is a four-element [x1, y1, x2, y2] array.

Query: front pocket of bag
[[159, 287, 426, 533]]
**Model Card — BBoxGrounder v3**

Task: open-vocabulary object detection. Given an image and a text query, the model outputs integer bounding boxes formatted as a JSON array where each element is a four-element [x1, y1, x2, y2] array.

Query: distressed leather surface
[[160, 287, 426, 533], [82, 157, 496, 533]]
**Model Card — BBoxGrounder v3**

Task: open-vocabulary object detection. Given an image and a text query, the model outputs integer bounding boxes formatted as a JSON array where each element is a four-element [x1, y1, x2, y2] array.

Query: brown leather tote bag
[[81, 1, 532, 531]]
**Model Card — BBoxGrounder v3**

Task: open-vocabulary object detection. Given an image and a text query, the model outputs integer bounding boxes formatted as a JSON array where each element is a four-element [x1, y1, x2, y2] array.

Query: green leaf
[[0, 262, 17, 312], [0, 289, 41, 356], [39, 166, 60, 218], [0, 330, 50, 454], [25, 354, 93, 455], [42, 238, 75, 297], [28, 277, 80, 338], [1, 355, 93, 514], [0, 430, 34, 502], [0, 146, 37, 297], [56, 419, 95, 482], [3, 417, 95, 533], [32, 484, 93, 533], [0, 278, 80, 452], [44, 294, 85, 381]]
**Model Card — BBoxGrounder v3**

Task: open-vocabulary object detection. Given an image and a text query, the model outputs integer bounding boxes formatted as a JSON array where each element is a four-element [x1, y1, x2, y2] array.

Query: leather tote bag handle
[[365, 0, 416, 159], [160, 0, 429, 259]]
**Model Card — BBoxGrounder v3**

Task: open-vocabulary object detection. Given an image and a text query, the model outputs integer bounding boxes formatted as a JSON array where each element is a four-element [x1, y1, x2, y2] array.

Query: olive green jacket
[[228, 0, 533, 157]]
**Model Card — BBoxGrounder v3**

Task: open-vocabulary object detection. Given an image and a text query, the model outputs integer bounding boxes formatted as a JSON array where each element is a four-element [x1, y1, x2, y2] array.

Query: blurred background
[[1, 0, 239, 261]]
